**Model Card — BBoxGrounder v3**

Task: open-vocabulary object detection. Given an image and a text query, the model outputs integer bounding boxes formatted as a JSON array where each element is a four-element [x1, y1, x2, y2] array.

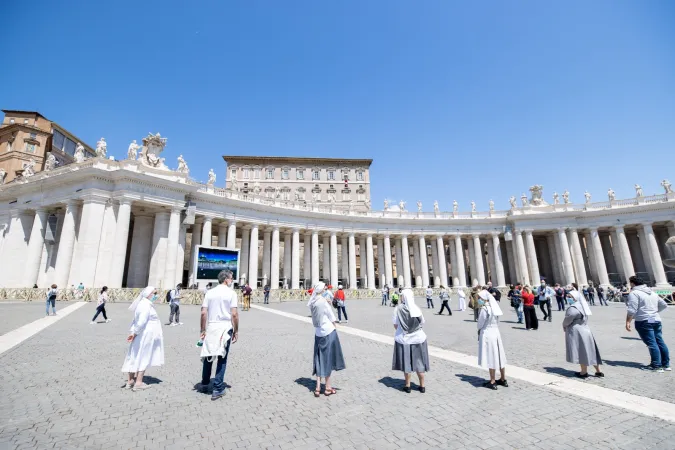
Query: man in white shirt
[[199, 270, 239, 400], [425, 286, 434, 309], [169, 283, 183, 326]]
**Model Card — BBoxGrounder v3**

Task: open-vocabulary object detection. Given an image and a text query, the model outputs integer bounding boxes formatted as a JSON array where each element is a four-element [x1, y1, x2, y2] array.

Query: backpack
[[492, 289, 502, 302], [165, 290, 173, 303]]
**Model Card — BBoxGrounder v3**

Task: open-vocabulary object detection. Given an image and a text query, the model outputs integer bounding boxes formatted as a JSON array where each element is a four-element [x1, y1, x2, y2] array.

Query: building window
[[25, 143, 36, 153], [64, 139, 76, 157], [296, 169, 304, 180], [357, 186, 366, 202], [265, 186, 276, 198], [341, 169, 350, 181], [253, 168, 261, 179], [243, 168, 250, 179], [356, 171, 364, 181], [296, 187, 306, 201], [9, 119, 14, 124], [282, 168, 289, 180], [312, 170, 320, 180], [328, 170, 335, 180], [24, 119, 28, 124], [266, 168, 274, 179], [342, 189, 351, 201], [230, 168, 237, 180], [281, 187, 291, 201], [53, 130, 65, 151], [29, 133, 37, 140]]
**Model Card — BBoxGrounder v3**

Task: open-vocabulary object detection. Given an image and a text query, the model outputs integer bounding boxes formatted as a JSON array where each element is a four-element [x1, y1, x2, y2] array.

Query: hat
[[338, 284, 343, 289]]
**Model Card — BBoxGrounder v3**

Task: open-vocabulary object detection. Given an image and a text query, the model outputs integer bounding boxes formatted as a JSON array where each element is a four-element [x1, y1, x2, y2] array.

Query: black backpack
[[165, 290, 172, 303]]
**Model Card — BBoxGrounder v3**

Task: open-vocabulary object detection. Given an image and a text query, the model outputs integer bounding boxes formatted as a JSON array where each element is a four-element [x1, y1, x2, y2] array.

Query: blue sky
[[3, 1, 674, 210]]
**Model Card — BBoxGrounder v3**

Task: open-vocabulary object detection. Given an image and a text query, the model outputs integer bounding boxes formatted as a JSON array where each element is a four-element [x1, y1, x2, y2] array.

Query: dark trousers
[[556, 297, 565, 311], [426, 297, 434, 308], [337, 306, 348, 321], [202, 330, 233, 392], [524, 305, 538, 330], [264, 293, 269, 304], [598, 294, 608, 306], [169, 304, 180, 323], [588, 294, 595, 306], [381, 294, 388, 306], [92, 304, 107, 321], [438, 300, 452, 315], [539, 299, 552, 321], [635, 321, 670, 368], [473, 307, 479, 322]]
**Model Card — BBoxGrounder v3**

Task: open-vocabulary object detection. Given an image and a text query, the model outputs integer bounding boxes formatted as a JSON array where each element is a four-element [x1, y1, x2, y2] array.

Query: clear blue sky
[[3, 1, 674, 210]]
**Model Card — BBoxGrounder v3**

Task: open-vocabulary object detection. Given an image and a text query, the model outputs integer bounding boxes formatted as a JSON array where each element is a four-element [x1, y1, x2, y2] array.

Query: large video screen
[[195, 246, 239, 281]]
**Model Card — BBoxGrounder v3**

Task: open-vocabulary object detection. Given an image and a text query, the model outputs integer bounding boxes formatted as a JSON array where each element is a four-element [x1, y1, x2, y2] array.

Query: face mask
[[150, 294, 158, 302], [477, 299, 485, 306], [566, 297, 575, 304]]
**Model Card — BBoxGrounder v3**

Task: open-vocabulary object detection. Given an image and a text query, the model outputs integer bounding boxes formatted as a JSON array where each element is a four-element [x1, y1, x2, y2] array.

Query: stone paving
[[0, 302, 73, 337], [1, 300, 675, 449]]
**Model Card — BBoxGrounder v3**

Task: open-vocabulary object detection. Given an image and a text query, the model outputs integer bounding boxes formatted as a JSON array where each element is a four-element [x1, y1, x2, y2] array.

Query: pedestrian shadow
[[620, 337, 642, 341], [511, 327, 528, 331], [294, 377, 317, 392], [542, 367, 577, 378], [602, 360, 643, 368], [463, 320, 476, 322], [143, 376, 163, 385], [454, 374, 486, 388], [501, 320, 521, 324], [193, 381, 231, 394], [378, 376, 417, 391]]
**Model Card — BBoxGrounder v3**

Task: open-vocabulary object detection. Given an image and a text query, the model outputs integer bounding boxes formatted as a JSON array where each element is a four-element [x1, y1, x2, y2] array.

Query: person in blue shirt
[[538, 280, 555, 322]]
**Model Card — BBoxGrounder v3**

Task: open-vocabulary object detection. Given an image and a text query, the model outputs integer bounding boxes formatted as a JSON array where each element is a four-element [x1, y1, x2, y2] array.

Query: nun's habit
[[392, 289, 430, 373], [121, 287, 165, 373], [562, 289, 602, 366], [477, 290, 507, 370], [309, 282, 346, 377]]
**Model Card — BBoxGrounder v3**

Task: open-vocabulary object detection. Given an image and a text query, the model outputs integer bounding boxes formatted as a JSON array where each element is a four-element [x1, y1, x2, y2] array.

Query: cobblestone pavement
[[0, 302, 73, 337], [266, 297, 675, 404], [1, 301, 675, 449]]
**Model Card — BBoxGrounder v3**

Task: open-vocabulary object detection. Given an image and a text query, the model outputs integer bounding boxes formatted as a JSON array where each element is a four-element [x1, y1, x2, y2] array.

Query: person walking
[[91, 286, 111, 324], [425, 286, 434, 309], [199, 270, 239, 400], [477, 289, 508, 390], [263, 284, 270, 304], [334, 285, 348, 323], [76, 282, 85, 300], [242, 283, 252, 311], [587, 285, 596, 306], [626, 276, 670, 372], [508, 284, 524, 324], [522, 286, 538, 330], [121, 286, 164, 391], [470, 286, 481, 321], [168, 284, 183, 326], [554, 283, 566, 312], [457, 288, 466, 311], [391, 288, 400, 306], [392, 289, 429, 393], [538, 280, 555, 322], [563, 284, 604, 378], [487, 281, 502, 302], [308, 282, 345, 397], [437, 286, 452, 315], [597, 285, 608, 306], [621, 283, 630, 303], [381, 284, 389, 306], [46, 284, 58, 316]]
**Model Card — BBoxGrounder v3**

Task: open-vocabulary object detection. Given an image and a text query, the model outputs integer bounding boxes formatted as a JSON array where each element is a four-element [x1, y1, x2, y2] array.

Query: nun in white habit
[[121, 286, 165, 391], [563, 283, 604, 379], [477, 289, 508, 390], [308, 282, 346, 397], [392, 289, 430, 393]]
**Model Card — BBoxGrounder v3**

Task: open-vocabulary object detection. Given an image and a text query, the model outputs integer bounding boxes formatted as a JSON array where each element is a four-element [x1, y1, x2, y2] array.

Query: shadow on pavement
[[603, 359, 643, 368], [543, 367, 577, 377], [620, 337, 642, 341], [294, 377, 317, 392], [143, 376, 163, 385], [454, 374, 486, 387]]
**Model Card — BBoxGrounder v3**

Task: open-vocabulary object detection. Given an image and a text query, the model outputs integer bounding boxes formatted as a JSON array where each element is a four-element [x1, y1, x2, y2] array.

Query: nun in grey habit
[[563, 284, 604, 379], [308, 282, 346, 397], [392, 289, 430, 393]]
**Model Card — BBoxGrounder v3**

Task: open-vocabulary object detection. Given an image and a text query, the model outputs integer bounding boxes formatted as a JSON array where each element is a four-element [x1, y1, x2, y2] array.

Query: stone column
[[218, 222, 228, 247], [303, 232, 311, 287], [188, 221, 202, 285], [148, 211, 170, 288], [163, 207, 182, 289], [262, 229, 271, 288], [436, 236, 448, 287], [627, 232, 647, 276], [466, 237, 476, 286], [24, 208, 48, 287], [395, 237, 404, 287], [472, 234, 485, 286], [176, 225, 186, 287], [491, 233, 506, 287], [485, 238, 496, 284], [377, 238, 385, 287], [240, 227, 250, 284], [284, 231, 292, 285], [614, 225, 635, 283], [201, 217, 212, 246], [568, 228, 588, 286], [546, 234, 561, 284], [401, 235, 412, 288], [600, 233, 619, 277], [322, 234, 330, 282], [589, 227, 610, 286], [360, 236, 367, 287], [270, 227, 280, 290], [226, 221, 236, 248], [366, 234, 376, 289], [384, 235, 393, 289], [430, 238, 440, 287], [557, 228, 575, 286], [448, 237, 459, 286], [524, 231, 541, 285], [514, 231, 530, 286], [637, 227, 655, 282], [583, 232, 599, 284], [500, 238, 512, 284], [2, 210, 34, 287], [667, 221, 675, 259], [311, 231, 319, 286], [249, 224, 259, 288], [453, 234, 467, 287], [93, 203, 117, 287], [418, 235, 430, 287], [126, 212, 153, 288], [291, 229, 300, 289], [76, 197, 108, 287], [342, 235, 350, 284], [505, 238, 517, 284], [330, 232, 339, 287], [348, 233, 357, 289], [412, 238, 422, 287], [642, 223, 669, 288], [109, 199, 132, 288]]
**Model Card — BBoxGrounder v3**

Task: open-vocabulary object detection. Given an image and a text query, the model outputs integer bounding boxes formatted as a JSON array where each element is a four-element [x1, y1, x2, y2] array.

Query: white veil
[[479, 289, 503, 316], [129, 286, 155, 312]]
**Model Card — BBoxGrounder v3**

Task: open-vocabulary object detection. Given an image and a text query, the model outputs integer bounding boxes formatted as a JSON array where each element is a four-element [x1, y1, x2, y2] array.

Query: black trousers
[[539, 299, 552, 320], [426, 297, 434, 308], [169, 304, 180, 323], [556, 297, 565, 311], [92, 304, 107, 321], [438, 300, 452, 315], [524, 305, 538, 330]]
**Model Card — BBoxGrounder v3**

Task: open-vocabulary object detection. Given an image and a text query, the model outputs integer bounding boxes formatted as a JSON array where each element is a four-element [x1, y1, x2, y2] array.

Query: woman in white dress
[[477, 289, 508, 390], [457, 288, 466, 311], [121, 286, 164, 391]]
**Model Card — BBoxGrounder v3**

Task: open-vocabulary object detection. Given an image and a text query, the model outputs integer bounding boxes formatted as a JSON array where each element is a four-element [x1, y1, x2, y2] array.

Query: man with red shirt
[[334, 285, 348, 323]]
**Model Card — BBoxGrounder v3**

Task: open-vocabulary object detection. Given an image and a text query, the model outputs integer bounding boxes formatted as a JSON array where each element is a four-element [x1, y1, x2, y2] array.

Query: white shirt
[[313, 298, 337, 337], [202, 284, 238, 328], [426, 288, 433, 298], [392, 310, 427, 345]]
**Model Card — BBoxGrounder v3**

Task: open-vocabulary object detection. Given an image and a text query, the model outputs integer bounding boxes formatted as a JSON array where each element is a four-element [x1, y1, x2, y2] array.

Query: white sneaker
[[178, 322, 184, 325], [345, 320, 349, 323], [337, 320, 341, 323], [665, 367, 672, 372], [90, 321, 96, 325], [170, 323, 177, 327], [106, 319, 112, 323]]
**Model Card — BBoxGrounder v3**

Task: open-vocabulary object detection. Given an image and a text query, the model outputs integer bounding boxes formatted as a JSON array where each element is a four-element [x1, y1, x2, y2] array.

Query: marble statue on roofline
[[433, 200, 439, 214], [176, 155, 189, 174], [553, 192, 560, 205], [96, 137, 107, 158], [74, 143, 85, 163], [383, 199, 389, 210], [471, 201, 476, 213], [23, 159, 36, 177], [662, 179, 673, 194], [0, 168, 6, 185], [417, 201, 422, 212], [509, 196, 517, 209], [44, 152, 58, 171], [127, 140, 139, 160], [562, 190, 570, 204], [521, 193, 529, 207], [634, 184, 643, 197], [207, 168, 216, 185], [453, 200, 458, 213], [528, 185, 547, 206], [608, 188, 615, 201], [140, 133, 168, 170], [584, 191, 592, 203], [399, 200, 406, 212], [489, 200, 495, 212]]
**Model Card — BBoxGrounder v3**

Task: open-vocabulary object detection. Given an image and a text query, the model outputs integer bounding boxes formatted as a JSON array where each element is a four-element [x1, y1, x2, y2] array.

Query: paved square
[[1, 298, 675, 449]]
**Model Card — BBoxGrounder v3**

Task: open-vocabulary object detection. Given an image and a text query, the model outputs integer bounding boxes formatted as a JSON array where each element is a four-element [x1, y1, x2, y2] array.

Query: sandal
[[313, 390, 321, 398], [324, 388, 336, 397]]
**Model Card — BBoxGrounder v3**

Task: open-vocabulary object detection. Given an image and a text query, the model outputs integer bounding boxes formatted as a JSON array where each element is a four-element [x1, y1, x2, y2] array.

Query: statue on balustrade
[[489, 200, 495, 212], [521, 193, 529, 206], [471, 201, 476, 212], [584, 191, 592, 203], [176, 155, 189, 174], [127, 140, 139, 160], [433, 200, 439, 214], [662, 179, 673, 194], [562, 190, 570, 204], [509, 196, 517, 209], [23, 159, 36, 178], [528, 185, 547, 206], [634, 184, 643, 197], [44, 152, 58, 171], [139, 133, 168, 170], [74, 143, 86, 163], [417, 201, 422, 212], [553, 192, 560, 205], [453, 200, 458, 213], [0, 168, 6, 185], [399, 200, 406, 211], [95, 137, 107, 158], [365, 199, 371, 210], [607, 188, 615, 201], [207, 168, 216, 185], [383, 199, 389, 210]]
